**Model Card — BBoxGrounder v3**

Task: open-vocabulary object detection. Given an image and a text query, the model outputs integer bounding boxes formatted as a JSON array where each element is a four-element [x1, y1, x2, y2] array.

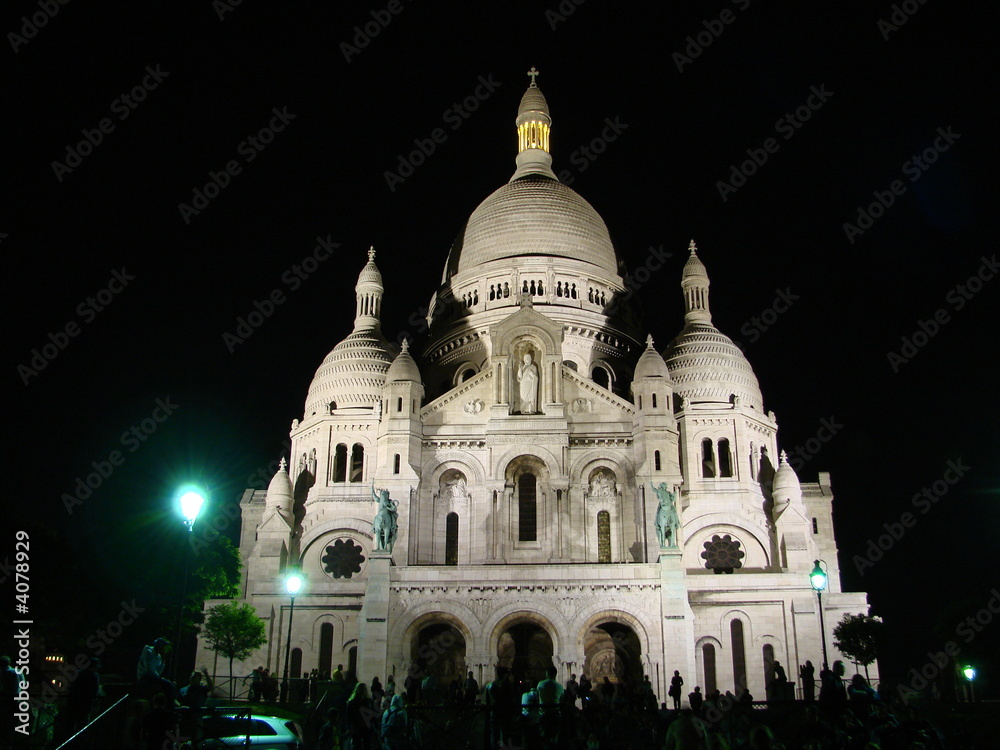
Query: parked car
[[197, 713, 305, 749]]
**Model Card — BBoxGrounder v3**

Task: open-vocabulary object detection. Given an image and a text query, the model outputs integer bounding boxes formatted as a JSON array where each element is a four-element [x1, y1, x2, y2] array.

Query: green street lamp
[[963, 665, 976, 702], [173, 487, 207, 677], [281, 572, 304, 704], [810, 560, 829, 670]]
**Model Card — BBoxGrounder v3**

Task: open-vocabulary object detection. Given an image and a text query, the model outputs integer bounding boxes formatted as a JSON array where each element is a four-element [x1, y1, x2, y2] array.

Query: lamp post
[[810, 560, 829, 670], [962, 665, 976, 702], [173, 488, 206, 678], [281, 572, 303, 704]]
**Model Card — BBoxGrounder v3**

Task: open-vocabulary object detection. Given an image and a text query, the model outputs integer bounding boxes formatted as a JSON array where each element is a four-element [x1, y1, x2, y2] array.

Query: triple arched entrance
[[406, 613, 644, 687]]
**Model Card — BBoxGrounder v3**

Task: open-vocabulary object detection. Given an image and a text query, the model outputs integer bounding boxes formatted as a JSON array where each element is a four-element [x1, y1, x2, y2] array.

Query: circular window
[[322, 539, 366, 579], [701, 534, 744, 574]]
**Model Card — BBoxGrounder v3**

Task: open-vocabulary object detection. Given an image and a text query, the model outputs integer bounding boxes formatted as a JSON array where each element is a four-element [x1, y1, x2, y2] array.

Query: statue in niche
[[652, 482, 681, 548], [516, 351, 540, 414], [372, 482, 399, 553], [443, 474, 468, 501], [589, 471, 615, 498]]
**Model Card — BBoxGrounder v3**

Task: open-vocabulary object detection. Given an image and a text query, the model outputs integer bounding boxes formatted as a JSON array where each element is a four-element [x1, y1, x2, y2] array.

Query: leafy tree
[[833, 613, 884, 680], [201, 602, 267, 697]]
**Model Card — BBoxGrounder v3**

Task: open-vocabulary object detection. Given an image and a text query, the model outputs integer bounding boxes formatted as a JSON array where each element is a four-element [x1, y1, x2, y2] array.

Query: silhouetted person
[[317, 707, 341, 750], [136, 638, 174, 699], [688, 686, 703, 716], [819, 660, 847, 706], [464, 670, 479, 704], [800, 660, 816, 701], [347, 681, 373, 750], [669, 670, 684, 710], [140, 692, 179, 750]]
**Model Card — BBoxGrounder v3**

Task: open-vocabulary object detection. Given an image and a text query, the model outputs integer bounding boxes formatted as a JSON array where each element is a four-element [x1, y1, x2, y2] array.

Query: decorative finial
[[646, 334, 654, 347], [688, 239, 698, 254], [779, 450, 788, 464], [368, 245, 376, 262], [400, 338, 409, 353], [527, 66, 540, 87], [519, 292, 533, 309], [279, 456, 287, 472]]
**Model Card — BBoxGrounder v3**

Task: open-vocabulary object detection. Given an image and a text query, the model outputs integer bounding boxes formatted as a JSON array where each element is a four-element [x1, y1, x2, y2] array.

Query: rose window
[[701, 534, 744, 574], [323, 539, 365, 579]]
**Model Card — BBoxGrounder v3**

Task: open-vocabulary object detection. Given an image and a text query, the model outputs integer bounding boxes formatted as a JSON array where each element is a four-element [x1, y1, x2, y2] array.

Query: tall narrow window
[[333, 444, 348, 483], [703, 644, 717, 695], [393, 454, 401, 475], [319, 623, 333, 677], [731, 619, 747, 694], [638, 395, 642, 410], [291, 648, 302, 680], [349, 444, 364, 483], [397, 397, 403, 413], [518, 473, 537, 542], [812, 517, 819, 534], [762, 644, 775, 699], [597, 511, 611, 563], [654, 450, 662, 471], [445, 512, 459, 566], [702, 439, 716, 478], [592, 367, 610, 389], [719, 439, 733, 477], [652, 393, 658, 408]]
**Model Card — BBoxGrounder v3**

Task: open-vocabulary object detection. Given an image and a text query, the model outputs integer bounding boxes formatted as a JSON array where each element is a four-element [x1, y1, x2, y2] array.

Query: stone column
[[659, 546, 696, 707], [357, 552, 392, 683]]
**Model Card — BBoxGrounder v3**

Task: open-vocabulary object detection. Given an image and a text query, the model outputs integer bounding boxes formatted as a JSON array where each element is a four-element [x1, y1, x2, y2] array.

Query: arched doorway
[[410, 622, 466, 685], [497, 622, 554, 684], [583, 622, 642, 685]]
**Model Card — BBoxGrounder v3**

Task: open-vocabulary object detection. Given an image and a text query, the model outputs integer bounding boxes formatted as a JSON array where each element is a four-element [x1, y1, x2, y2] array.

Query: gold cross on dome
[[527, 67, 540, 86]]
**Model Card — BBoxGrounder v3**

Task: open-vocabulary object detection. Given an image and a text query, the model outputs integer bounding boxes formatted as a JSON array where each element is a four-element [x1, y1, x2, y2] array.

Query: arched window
[[332, 444, 347, 483], [654, 450, 661, 471], [762, 644, 775, 699], [489, 285, 496, 301], [396, 397, 403, 413], [445, 512, 459, 566], [518, 473, 537, 542], [592, 367, 610, 389], [719, 438, 733, 477], [731, 620, 747, 694], [503, 282, 510, 298], [652, 393, 658, 408], [703, 643, 717, 695], [393, 454, 401, 475], [701, 439, 716, 478], [319, 623, 333, 677], [460, 368, 476, 382], [563, 360, 577, 371], [556, 281, 563, 297], [291, 648, 302, 680], [597, 510, 611, 563], [537, 280, 544, 295], [349, 444, 364, 483]]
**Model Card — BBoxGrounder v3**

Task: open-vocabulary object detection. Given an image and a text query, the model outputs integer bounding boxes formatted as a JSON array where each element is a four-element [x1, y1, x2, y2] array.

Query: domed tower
[[664, 241, 780, 572], [378, 339, 424, 480], [422, 68, 642, 400], [304, 248, 395, 418]]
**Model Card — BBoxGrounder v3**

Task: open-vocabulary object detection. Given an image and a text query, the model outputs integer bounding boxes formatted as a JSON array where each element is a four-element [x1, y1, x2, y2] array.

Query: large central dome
[[454, 173, 620, 276]]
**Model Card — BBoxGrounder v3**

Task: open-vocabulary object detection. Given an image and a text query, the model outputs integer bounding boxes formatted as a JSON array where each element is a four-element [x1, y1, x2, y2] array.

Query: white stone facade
[[197, 74, 874, 704]]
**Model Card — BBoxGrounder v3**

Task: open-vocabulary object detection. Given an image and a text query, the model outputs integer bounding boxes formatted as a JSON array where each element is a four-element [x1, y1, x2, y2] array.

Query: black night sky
[[5, 1, 998, 695]]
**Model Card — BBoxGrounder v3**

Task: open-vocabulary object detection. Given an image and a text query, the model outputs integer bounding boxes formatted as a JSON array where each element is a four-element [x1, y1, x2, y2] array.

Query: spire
[[354, 246, 384, 330], [511, 66, 556, 181], [681, 239, 712, 325]]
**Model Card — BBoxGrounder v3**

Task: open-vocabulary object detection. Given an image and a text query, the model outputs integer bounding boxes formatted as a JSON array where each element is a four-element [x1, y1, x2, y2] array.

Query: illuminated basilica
[[198, 71, 873, 703]]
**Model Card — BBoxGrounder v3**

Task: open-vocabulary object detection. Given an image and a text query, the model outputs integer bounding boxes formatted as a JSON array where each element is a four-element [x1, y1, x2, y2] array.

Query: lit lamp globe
[[178, 489, 207, 531], [810, 560, 827, 592], [286, 573, 304, 597], [962, 665, 975, 681]]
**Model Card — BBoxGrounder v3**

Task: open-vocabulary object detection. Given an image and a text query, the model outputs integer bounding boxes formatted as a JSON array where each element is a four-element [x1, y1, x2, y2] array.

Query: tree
[[201, 602, 267, 697], [833, 613, 884, 680]]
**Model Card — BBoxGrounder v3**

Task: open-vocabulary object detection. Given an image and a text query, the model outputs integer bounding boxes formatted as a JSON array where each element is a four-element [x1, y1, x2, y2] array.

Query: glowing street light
[[810, 560, 830, 670], [281, 572, 304, 704], [963, 665, 976, 702], [173, 486, 207, 677]]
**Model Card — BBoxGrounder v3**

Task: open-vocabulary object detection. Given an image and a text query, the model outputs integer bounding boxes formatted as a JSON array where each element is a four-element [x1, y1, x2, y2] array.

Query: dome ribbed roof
[[304, 329, 394, 416], [357, 257, 382, 286], [454, 175, 619, 276], [771, 451, 802, 500], [634, 336, 671, 381], [663, 323, 763, 409], [386, 340, 422, 384], [518, 86, 549, 119]]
